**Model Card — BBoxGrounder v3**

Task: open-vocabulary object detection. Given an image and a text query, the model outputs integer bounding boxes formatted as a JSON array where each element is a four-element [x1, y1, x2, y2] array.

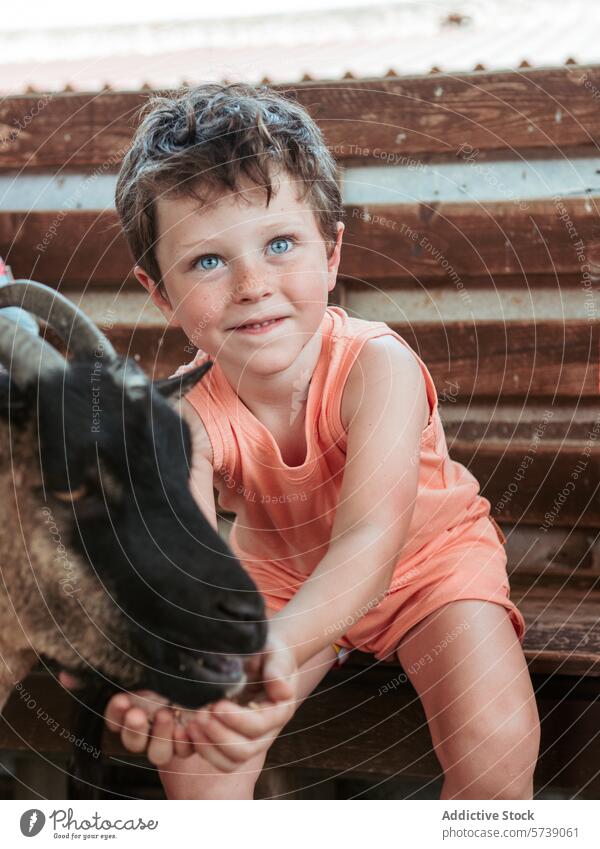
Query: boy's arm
[[269, 336, 429, 668]]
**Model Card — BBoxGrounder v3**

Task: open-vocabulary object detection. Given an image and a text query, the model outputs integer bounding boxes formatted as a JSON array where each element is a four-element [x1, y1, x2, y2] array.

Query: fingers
[[104, 689, 171, 735], [187, 722, 265, 773], [104, 691, 198, 762], [201, 716, 269, 767], [104, 687, 277, 769], [187, 725, 238, 772], [263, 672, 294, 703], [127, 690, 171, 718], [104, 693, 132, 735], [121, 707, 152, 754], [183, 699, 290, 773], [209, 698, 293, 740], [172, 720, 195, 759], [146, 710, 175, 766], [261, 652, 296, 703]]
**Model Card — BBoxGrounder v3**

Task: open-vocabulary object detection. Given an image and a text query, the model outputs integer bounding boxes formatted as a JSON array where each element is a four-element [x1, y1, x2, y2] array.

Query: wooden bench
[[1, 65, 599, 798]]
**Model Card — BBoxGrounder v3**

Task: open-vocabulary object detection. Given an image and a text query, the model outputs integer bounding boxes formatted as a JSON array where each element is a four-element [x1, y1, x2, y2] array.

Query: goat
[[0, 279, 267, 795]]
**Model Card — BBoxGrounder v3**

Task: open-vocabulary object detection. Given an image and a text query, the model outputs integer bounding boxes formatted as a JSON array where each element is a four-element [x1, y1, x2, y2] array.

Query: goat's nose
[[217, 597, 263, 623]]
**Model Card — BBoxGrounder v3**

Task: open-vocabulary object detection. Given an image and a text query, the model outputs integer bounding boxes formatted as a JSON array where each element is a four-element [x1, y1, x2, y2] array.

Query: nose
[[233, 261, 273, 303]]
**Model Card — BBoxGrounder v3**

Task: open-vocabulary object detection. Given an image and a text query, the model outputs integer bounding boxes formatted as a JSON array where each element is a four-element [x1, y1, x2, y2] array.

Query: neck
[[220, 325, 323, 420]]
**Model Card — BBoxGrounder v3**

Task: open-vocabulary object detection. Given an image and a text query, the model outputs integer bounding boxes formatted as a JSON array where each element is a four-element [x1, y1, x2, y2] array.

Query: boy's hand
[[59, 671, 197, 766], [103, 689, 199, 766], [185, 633, 299, 773]]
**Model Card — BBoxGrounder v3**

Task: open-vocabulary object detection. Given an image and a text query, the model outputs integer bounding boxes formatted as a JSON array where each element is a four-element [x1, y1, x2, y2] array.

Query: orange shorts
[[249, 514, 526, 663]]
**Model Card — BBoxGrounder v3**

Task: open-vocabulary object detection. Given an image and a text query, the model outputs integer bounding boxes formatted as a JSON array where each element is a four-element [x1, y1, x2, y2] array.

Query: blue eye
[[196, 255, 222, 271], [269, 236, 294, 255]]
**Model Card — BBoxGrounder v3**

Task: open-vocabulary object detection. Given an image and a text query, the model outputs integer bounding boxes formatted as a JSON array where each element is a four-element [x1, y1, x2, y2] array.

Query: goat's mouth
[[145, 649, 256, 705], [188, 652, 248, 698]]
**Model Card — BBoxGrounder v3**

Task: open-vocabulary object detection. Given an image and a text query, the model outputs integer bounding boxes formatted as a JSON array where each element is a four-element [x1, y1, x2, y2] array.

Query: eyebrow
[[175, 219, 306, 253]]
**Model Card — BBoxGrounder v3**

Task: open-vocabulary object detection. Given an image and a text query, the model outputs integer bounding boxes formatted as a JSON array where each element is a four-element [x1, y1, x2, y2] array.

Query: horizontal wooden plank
[[454, 438, 600, 528], [342, 155, 600, 206], [301, 66, 600, 159], [396, 320, 598, 398], [513, 583, 600, 675], [343, 282, 597, 322], [3, 67, 600, 170], [210, 403, 598, 527], [4, 197, 600, 286], [342, 198, 600, 280], [0, 211, 132, 286], [0, 672, 77, 756], [4, 155, 599, 212], [501, 525, 600, 582], [439, 400, 600, 443], [0, 91, 143, 172]]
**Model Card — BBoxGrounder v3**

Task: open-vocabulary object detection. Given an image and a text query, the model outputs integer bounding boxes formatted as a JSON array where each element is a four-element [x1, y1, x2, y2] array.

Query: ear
[[326, 221, 345, 293], [152, 360, 213, 400], [134, 265, 181, 328]]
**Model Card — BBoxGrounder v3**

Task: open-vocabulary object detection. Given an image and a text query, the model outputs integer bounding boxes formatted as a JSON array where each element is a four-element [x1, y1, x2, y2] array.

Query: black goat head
[[0, 281, 267, 711]]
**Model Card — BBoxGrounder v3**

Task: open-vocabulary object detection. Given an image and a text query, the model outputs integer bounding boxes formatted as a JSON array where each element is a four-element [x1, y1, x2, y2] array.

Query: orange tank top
[[172, 305, 492, 579]]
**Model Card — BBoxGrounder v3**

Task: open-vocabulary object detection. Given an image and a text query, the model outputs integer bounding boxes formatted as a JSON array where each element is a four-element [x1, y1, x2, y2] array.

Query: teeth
[[239, 318, 279, 329]]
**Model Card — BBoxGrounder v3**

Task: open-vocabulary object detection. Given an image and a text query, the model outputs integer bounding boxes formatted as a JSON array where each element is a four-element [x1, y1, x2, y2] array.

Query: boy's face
[[134, 168, 344, 378]]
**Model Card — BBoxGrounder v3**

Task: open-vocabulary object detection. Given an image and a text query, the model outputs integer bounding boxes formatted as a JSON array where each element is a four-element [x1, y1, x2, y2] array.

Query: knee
[[435, 701, 541, 799]]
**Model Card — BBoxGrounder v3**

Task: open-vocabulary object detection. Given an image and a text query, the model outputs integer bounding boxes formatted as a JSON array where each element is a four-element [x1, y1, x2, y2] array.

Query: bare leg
[[395, 599, 540, 799]]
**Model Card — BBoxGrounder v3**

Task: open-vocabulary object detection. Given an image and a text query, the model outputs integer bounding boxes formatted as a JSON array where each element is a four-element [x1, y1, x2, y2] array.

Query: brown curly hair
[[115, 82, 344, 294]]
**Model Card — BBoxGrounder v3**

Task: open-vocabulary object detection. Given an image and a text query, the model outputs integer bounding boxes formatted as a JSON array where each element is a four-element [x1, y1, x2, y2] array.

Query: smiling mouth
[[229, 316, 287, 330]]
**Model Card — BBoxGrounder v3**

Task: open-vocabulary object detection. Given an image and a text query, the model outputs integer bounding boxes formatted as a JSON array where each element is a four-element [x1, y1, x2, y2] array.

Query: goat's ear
[[152, 360, 213, 400]]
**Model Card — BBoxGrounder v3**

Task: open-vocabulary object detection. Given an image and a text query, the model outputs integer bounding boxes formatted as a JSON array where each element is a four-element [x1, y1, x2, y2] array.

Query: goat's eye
[[51, 484, 88, 503]]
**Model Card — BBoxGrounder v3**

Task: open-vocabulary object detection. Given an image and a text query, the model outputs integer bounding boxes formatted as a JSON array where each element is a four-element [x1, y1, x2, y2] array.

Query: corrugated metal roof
[[0, 0, 598, 94]]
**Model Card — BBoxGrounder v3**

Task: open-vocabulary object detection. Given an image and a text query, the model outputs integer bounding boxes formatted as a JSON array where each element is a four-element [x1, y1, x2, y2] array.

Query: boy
[[66, 83, 539, 799]]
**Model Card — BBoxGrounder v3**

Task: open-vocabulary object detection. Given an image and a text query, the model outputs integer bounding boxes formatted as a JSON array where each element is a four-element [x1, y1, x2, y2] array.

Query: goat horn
[[0, 280, 119, 363], [0, 313, 68, 390]]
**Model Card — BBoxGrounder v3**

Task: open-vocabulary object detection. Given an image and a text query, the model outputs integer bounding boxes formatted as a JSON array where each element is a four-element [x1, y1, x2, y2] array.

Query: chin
[[246, 347, 300, 375]]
